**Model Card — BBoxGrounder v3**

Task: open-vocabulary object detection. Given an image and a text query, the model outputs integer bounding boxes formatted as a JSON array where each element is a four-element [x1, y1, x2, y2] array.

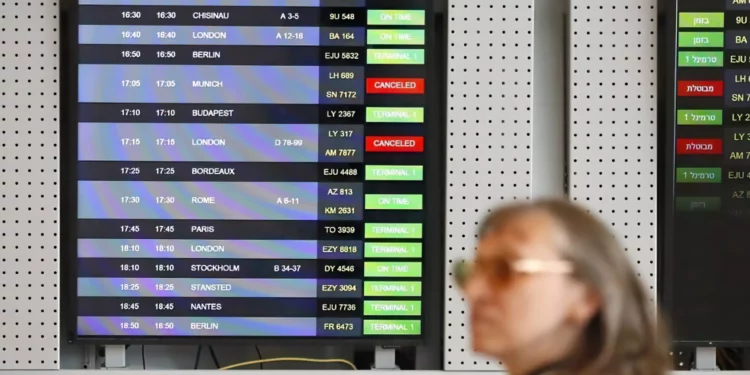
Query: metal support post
[[695, 347, 718, 371], [103, 345, 128, 369], [372, 346, 399, 370], [81, 345, 98, 370]]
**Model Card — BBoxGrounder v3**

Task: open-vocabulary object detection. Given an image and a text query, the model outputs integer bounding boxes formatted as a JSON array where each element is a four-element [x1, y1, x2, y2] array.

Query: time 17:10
[[119, 108, 176, 116]]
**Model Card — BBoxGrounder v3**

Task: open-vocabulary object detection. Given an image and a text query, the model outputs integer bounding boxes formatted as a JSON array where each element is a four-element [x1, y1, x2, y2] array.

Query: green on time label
[[678, 32, 723, 48], [675, 197, 720, 212], [365, 194, 423, 210], [364, 262, 422, 277], [678, 12, 724, 28]]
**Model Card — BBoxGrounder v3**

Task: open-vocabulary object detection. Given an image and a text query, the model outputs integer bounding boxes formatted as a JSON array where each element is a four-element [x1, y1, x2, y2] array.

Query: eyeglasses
[[453, 257, 573, 289]]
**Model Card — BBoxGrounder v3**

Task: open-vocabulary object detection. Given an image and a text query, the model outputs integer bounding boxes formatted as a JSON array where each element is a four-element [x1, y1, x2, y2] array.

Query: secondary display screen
[[66, 0, 439, 341], [665, 0, 750, 343]]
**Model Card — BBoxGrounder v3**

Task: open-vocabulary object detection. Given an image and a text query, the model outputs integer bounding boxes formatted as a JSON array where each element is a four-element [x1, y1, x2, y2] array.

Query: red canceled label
[[676, 138, 723, 154], [366, 136, 424, 152], [677, 80, 723, 97], [366, 78, 425, 94]]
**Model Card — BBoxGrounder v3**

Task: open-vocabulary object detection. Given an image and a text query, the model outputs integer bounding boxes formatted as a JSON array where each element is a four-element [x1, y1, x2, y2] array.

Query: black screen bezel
[[61, 1, 447, 345], [660, 0, 750, 346], [660, 0, 678, 343]]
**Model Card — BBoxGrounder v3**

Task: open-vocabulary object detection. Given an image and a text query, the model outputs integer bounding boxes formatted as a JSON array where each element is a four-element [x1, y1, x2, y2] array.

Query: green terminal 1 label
[[677, 110, 723, 125], [364, 262, 422, 277], [676, 168, 722, 183], [678, 51, 724, 67], [675, 197, 721, 212], [365, 165, 423, 181], [363, 301, 422, 316], [366, 107, 424, 123], [365, 223, 423, 239], [364, 281, 422, 297], [678, 12, 725, 28], [363, 320, 421, 335], [364, 242, 422, 258], [367, 49, 425, 64], [678, 32, 724, 48]]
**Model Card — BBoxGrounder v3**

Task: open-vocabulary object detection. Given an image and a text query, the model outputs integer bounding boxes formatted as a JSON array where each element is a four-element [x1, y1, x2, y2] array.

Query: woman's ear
[[568, 284, 601, 325]]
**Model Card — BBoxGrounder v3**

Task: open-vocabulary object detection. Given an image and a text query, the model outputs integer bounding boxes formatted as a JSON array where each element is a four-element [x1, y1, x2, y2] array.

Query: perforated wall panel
[[0, 0, 61, 370], [443, 0, 533, 370], [568, 0, 658, 301]]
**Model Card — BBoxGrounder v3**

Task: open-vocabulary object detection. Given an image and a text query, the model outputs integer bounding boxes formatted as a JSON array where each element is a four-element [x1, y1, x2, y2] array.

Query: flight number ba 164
[[329, 32, 356, 40]]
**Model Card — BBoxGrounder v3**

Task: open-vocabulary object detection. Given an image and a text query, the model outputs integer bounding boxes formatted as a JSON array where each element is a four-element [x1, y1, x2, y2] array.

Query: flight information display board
[[665, 0, 750, 343], [64, 0, 441, 342]]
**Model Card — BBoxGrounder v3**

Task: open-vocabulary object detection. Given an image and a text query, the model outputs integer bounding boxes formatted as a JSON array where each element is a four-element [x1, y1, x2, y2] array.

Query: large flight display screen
[[665, 0, 750, 343], [65, 0, 440, 341]]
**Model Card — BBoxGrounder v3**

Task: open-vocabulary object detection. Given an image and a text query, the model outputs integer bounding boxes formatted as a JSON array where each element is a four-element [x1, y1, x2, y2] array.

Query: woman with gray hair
[[455, 199, 671, 375]]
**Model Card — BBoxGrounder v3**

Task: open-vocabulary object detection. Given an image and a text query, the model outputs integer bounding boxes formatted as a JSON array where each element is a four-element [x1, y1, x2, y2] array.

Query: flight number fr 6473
[[323, 323, 355, 331]]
